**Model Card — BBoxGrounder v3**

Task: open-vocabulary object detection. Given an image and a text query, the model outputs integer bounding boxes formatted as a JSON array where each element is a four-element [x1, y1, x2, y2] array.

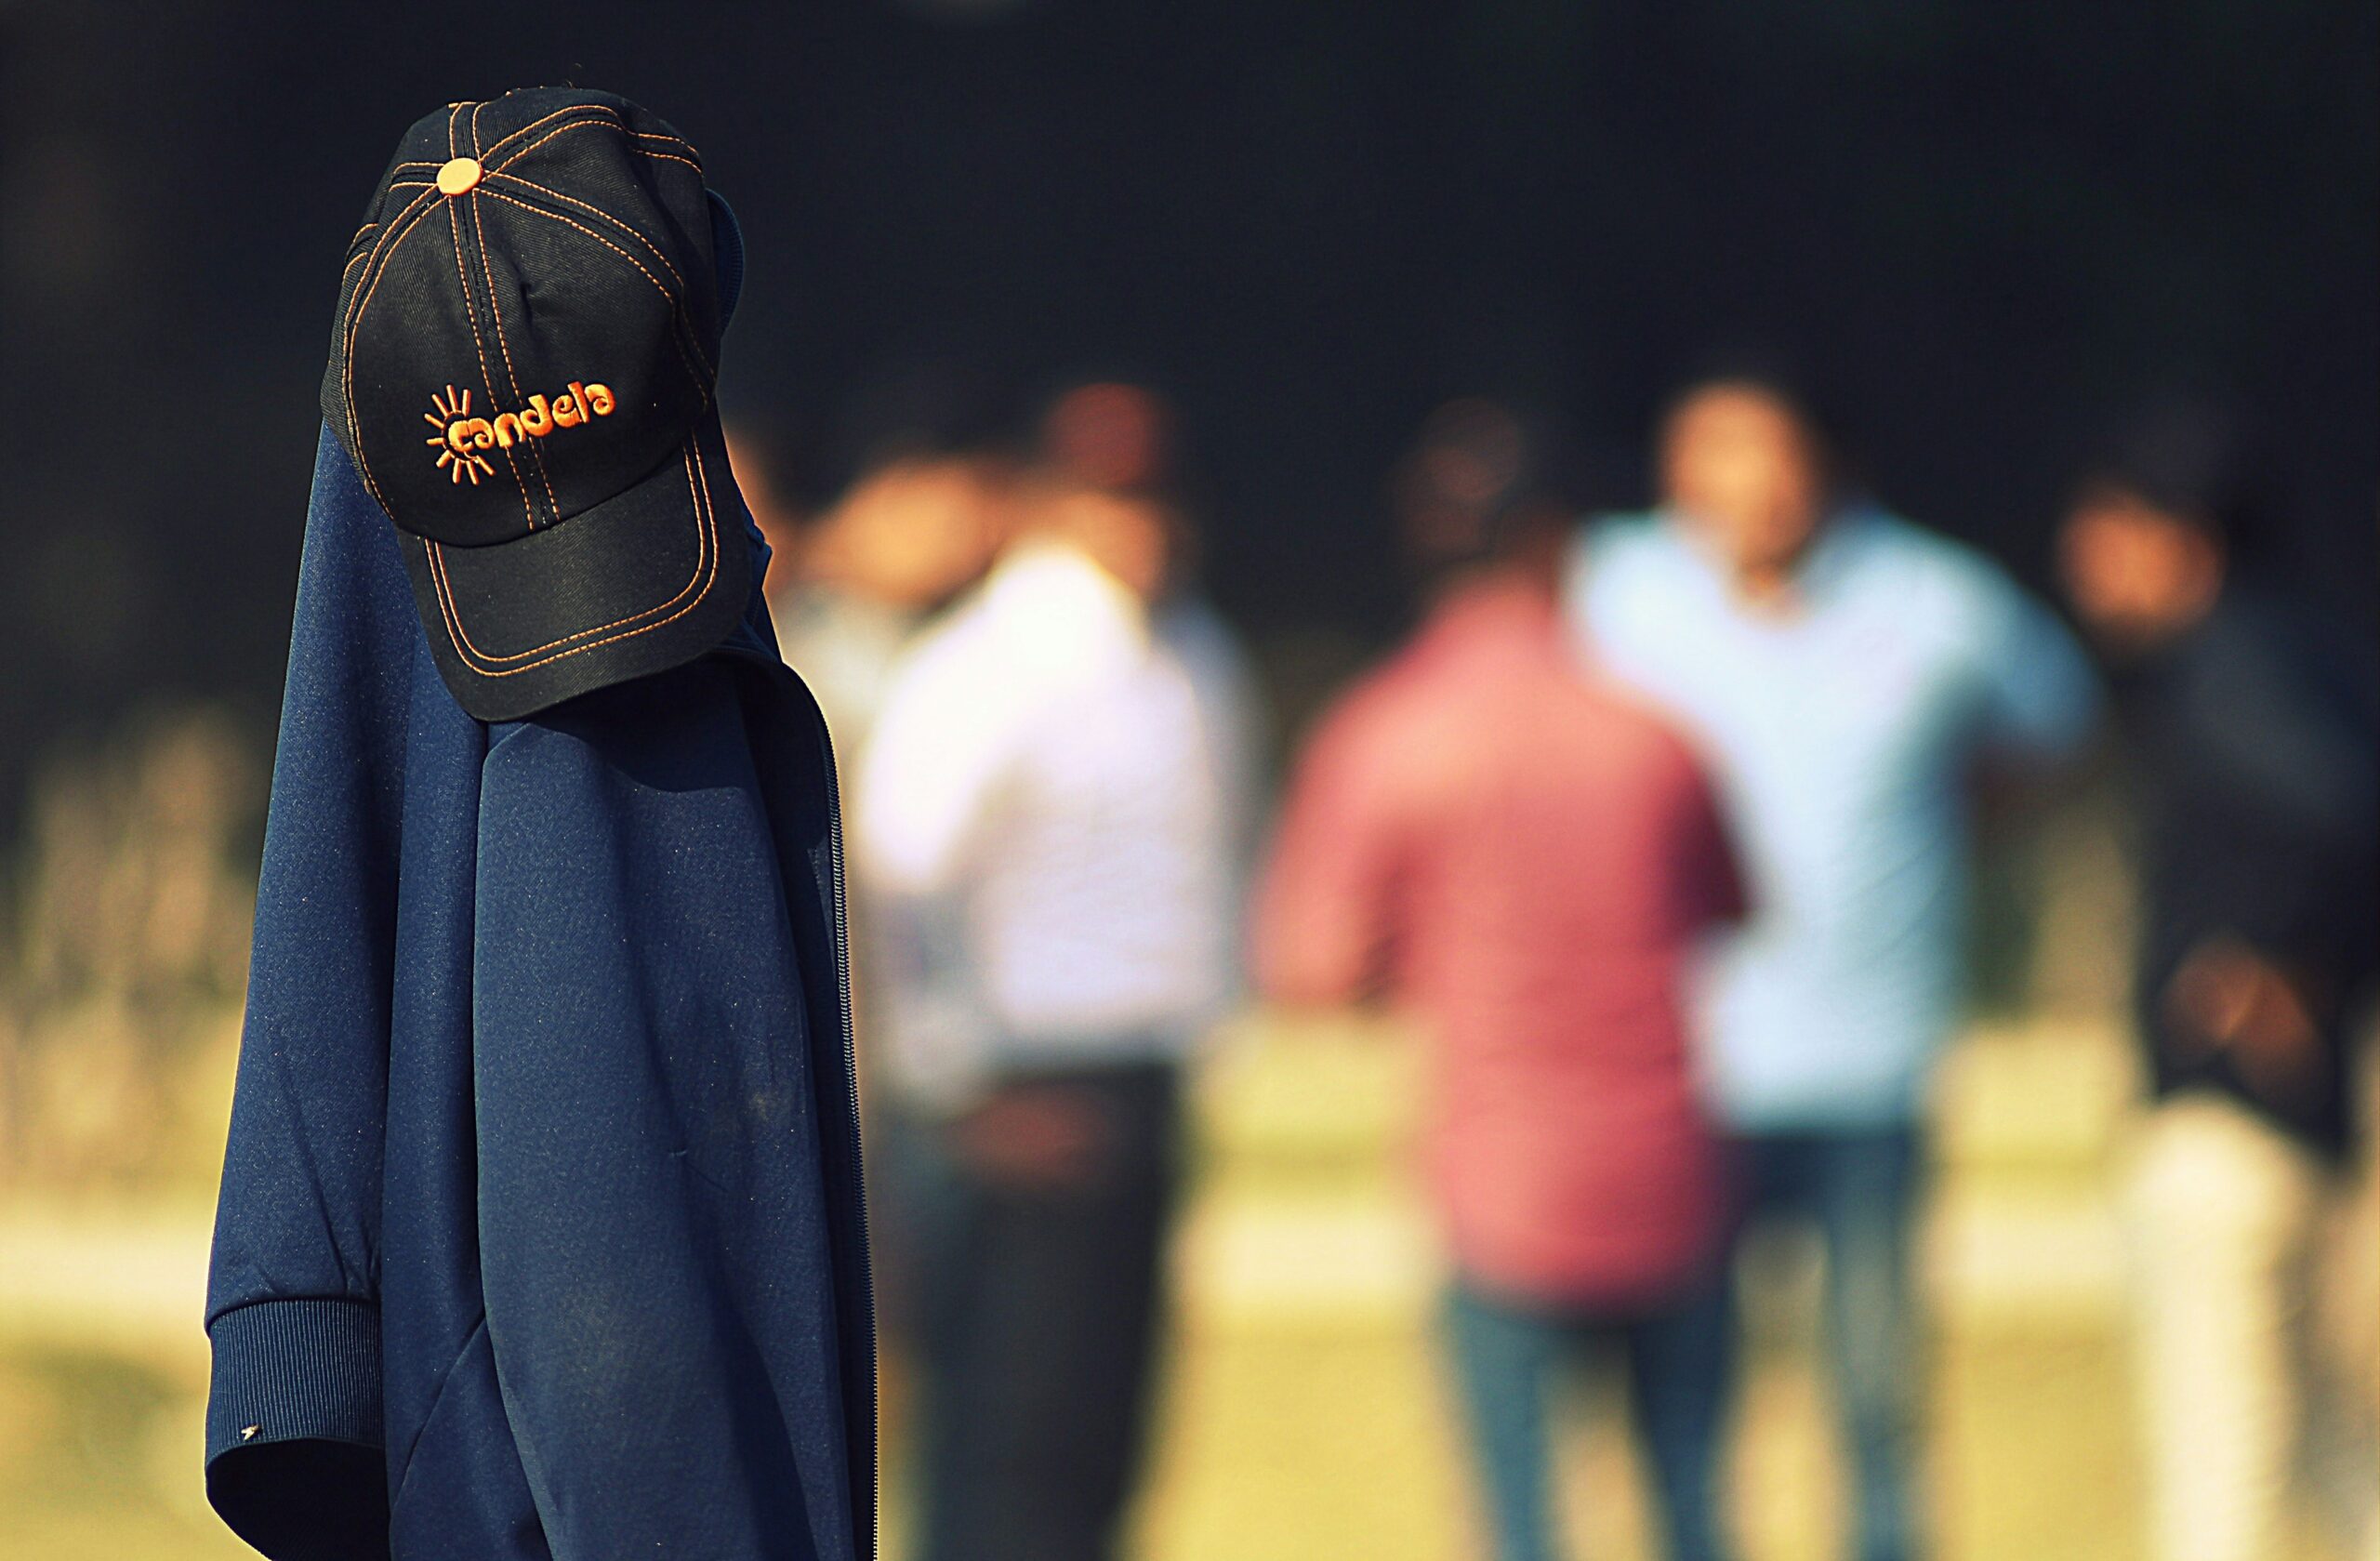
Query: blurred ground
[[1128, 1012, 2158, 1561], [9, 1008, 2345, 1561]]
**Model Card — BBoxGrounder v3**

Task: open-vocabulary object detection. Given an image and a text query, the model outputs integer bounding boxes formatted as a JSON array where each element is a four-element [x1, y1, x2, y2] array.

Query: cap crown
[[324, 90, 722, 548]]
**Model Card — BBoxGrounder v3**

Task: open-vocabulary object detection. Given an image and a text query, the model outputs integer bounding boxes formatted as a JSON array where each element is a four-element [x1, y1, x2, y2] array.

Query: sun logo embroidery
[[422, 379, 617, 484], [424, 386, 496, 484]]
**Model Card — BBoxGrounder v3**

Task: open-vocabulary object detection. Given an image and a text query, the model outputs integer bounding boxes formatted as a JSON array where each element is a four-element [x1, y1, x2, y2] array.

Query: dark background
[[3, 0, 2373, 827]]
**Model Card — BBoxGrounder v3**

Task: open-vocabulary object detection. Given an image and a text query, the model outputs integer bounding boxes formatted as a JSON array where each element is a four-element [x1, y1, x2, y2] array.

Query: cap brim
[[400, 417, 750, 721]]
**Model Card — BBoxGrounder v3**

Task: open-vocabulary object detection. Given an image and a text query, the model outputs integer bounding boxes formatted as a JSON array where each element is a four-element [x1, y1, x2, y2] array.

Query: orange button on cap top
[[436, 157, 483, 197]]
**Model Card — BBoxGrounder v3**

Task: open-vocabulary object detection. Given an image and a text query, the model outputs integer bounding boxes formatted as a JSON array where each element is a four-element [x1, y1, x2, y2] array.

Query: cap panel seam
[[490, 113, 703, 185], [483, 112, 621, 175], [466, 98, 564, 524], [477, 189, 711, 389], [344, 183, 441, 291], [632, 129, 703, 164], [485, 170, 694, 301], [469, 191, 562, 523], [339, 186, 443, 353], [340, 192, 448, 510], [340, 182, 444, 376], [445, 198, 539, 534], [472, 103, 601, 165], [423, 438, 721, 673], [459, 100, 703, 172], [630, 145, 703, 175]]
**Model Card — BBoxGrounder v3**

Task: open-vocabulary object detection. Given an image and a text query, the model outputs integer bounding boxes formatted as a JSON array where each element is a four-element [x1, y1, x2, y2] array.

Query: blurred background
[[0, 3, 2373, 1559]]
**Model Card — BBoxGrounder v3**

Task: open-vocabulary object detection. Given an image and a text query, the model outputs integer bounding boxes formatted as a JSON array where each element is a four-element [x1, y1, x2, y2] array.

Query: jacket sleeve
[[203, 429, 418, 1555]]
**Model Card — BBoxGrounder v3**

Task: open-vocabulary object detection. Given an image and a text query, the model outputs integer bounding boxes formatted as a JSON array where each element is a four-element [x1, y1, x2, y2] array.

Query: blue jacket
[[204, 427, 875, 1560]]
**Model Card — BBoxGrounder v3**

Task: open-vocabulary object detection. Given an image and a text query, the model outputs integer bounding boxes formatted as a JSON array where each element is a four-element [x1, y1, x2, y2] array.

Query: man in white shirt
[[857, 483, 1251, 1561]]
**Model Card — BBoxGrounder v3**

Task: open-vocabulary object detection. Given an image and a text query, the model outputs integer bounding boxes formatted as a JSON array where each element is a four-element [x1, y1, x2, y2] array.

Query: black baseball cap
[[323, 88, 751, 721]]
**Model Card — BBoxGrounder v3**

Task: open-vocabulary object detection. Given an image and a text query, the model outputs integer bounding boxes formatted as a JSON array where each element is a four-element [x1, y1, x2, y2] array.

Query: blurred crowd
[[728, 368, 2379, 1561], [0, 712, 257, 1188]]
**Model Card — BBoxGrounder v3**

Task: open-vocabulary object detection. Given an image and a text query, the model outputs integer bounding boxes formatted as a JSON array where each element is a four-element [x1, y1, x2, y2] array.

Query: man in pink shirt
[[1256, 402, 1747, 1561]]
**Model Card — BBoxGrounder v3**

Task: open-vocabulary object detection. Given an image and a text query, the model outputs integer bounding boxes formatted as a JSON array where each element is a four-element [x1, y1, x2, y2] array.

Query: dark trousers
[[910, 1062, 1181, 1561], [1446, 1277, 1735, 1561], [1729, 1128, 1926, 1561]]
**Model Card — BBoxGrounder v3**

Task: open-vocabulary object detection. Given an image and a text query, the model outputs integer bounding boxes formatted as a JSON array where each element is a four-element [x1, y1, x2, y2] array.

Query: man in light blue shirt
[[1566, 374, 2096, 1561]]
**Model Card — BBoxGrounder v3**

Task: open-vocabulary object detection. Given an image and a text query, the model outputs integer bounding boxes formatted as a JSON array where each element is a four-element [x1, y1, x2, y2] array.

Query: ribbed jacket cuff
[[205, 1297, 383, 1465]]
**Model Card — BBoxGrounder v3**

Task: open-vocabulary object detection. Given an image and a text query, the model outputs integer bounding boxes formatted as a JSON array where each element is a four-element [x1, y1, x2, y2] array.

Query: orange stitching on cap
[[447, 102, 464, 160], [343, 182, 441, 316], [469, 190, 561, 522], [426, 453, 718, 674], [488, 113, 623, 175], [472, 103, 594, 164], [487, 112, 703, 180], [341, 190, 447, 509], [488, 113, 703, 182], [425, 441, 716, 667], [337, 145, 460, 477], [469, 99, 488, 158], [477, 188, 684, 307], [340, 192, 439, 423], [423, 452, 694, 670], [469, 103, 702, 169], [502, 113, 694, 175], [422, 438, 721, 673], [447, 199, 538, 533], [483, 188, 712, 386], [486, 170, 693, 297], [342, 180, 443, 377], [478, 189, 712, 387]]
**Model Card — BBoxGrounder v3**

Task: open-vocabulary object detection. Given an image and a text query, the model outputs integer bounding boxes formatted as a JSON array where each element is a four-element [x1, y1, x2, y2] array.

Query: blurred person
[[1039, 378, 1264, 866], [1567, 371, 2098, 1561], [742, 411, 1006, 1426], [751, 426, 1005, 757], [205, 91, 872, 1561], [1030, 377, 1266, 941], [2059, 403, 2379, 1561], [1257, 401, 1749, 1561], [855, 471, 1250, 1561], [1038, 377, 1172, 496], [725, 416, 811, 576]]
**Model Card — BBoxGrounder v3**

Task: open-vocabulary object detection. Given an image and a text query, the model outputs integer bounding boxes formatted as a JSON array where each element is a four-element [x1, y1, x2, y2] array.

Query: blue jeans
[[1732, 1128, 1926, 1561], [1446, 1277, 1734, 1561]]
